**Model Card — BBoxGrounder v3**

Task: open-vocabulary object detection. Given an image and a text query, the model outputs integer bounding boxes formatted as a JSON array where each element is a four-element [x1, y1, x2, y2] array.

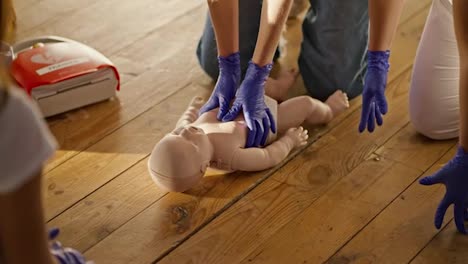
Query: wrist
[[367, 50, 390, 72], [281, 135, 295, 149], [218, 52, 241, 76], [244, 61, 273, 84], [455, 145, 468, 161]]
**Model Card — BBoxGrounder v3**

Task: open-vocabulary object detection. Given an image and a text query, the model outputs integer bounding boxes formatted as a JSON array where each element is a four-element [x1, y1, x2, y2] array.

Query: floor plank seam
[[21, 6, 96, 36], [108, 3, 204, 60], [398, 2, 431, 26], [43, 81, 192, 178], [323, 144, 456, 264], [47, 82, 193, 221], [47, 153, 150, 223], [405, 217, 454, 264], [405, 166, 459, 264], [81, 192, 171, 253]]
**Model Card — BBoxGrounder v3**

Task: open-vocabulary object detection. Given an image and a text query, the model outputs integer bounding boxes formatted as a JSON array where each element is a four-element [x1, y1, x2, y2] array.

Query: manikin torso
[[191, 97, 277, 171]]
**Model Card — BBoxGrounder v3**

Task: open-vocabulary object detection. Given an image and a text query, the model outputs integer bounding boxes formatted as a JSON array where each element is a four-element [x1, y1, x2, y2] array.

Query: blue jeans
[[196, 0, 369, 101]]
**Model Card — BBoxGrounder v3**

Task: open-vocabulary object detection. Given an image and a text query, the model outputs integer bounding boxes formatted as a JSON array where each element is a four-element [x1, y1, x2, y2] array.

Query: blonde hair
[[0, 0, 16, 109]]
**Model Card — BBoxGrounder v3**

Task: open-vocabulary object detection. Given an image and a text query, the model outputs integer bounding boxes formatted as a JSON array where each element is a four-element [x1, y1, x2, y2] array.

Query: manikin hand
[[285, 127, 309, 147], [200, 52, 241, 120], [419, 146, 468, 234], [49, 228, 92, 264], [222, 61, 277, 147], [359, 50, 390, 133]]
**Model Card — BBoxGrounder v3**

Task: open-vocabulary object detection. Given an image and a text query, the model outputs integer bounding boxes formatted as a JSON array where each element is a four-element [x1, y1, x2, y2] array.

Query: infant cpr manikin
[[148, 91, 349, 192]]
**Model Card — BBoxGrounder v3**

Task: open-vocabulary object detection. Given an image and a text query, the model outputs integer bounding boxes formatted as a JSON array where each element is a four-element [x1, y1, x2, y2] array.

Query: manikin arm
[[175, 96, 205, 129], [231, 127, 308, 171]]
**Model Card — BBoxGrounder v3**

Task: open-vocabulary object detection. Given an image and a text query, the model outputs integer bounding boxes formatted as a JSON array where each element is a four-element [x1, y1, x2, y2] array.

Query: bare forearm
[[453, 0, 468, 150], [0, 173, 56, 264], [368, 0, 405, 51], [207, 0, 239, 56], [252, 0, 294, 66]]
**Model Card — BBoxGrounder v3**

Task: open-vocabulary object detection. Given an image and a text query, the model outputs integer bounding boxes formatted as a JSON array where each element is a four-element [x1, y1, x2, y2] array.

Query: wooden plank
[[41, 4, 207, 173], [16, 0, 202, 89], [235, 124, 454, 264], [374, 123, 456, 171], [326, 146, 457, 264], [16, 0, 203, 56], [411, 223, 468, 264], [47, 157, 167, 252], [399, 0, 431, 23], [16, 0, 97, 35]]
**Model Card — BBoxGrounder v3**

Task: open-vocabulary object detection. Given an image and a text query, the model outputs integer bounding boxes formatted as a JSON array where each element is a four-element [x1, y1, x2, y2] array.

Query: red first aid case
[[10, 36, 120, 117]]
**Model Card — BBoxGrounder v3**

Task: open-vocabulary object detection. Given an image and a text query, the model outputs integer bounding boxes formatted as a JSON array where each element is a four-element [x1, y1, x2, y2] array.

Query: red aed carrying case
[[10, 36, 120, 117]]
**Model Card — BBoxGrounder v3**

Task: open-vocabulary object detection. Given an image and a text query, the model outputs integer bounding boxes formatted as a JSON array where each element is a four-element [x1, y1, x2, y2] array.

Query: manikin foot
[[325, 90, 349, 117], [265, 68, 299, 102]]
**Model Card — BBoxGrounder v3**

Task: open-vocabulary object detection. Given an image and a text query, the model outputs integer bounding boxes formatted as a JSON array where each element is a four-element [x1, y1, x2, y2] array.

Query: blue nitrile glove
[[358, 50, 390, 133], [419, 146, 468, 234], [199, 52, 241, 120], [222, 61, 276, 148], [49, 228, 92, 264]]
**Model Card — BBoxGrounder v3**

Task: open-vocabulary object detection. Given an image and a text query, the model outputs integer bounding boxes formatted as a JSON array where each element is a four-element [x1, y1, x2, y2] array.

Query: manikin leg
[[276, 90, 349, 134]]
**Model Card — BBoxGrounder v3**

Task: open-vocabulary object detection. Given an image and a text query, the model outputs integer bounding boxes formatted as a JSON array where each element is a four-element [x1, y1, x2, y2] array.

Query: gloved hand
[[222, 61, 276, 147], [49, 228, 92, 264], [419, 146, 468, 234], [358, 50, 390, 133], [199, 52, 241, 120]]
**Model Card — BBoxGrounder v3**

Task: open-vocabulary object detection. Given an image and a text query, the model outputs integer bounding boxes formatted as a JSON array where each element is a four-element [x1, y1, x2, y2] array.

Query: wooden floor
[[16, 0, 468, 263]]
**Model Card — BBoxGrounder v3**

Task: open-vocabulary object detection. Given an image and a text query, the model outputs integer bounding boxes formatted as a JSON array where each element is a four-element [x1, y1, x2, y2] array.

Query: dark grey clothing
[[196, 0, 369, 101]]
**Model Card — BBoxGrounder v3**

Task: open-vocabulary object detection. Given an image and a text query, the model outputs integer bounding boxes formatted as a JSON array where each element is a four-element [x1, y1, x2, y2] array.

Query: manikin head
[[148, 125, 213, 192]]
